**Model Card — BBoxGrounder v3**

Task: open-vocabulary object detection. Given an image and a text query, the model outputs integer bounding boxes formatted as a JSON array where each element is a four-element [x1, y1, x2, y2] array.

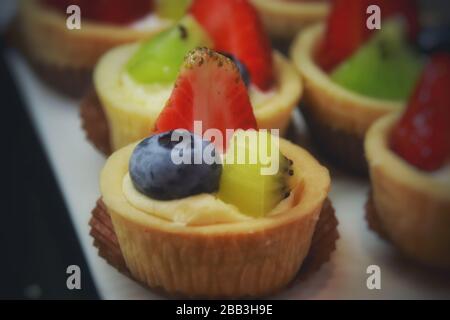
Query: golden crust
[[89, 44, 302, 153], [290, 23, 403, 137], [99, 138, 331, 297], [251, 0, 329, 39], [17, 0, 170, 69], [365, 113, 450, 269], [90, 197, 338, 297]]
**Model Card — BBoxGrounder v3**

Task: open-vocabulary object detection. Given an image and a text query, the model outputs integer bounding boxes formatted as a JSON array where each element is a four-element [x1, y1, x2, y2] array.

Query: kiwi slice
[[217, 131, 293, 218], [155, 0, 192, 21], [331, 19, 424, 101], [126, 15, 212, 84]]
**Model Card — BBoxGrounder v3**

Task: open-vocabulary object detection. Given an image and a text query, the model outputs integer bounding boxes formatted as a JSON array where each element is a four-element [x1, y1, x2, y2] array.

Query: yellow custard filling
[[121, 72, 173, 114], [129, 12, 173, 31], [120, 58, 278, 113]]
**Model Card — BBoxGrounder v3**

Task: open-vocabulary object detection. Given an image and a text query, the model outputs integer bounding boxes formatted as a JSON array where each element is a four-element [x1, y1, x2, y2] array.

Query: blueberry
[[415, 26, 450, 54], [129, 130, 222, 200], [221, 52, 251, 87]]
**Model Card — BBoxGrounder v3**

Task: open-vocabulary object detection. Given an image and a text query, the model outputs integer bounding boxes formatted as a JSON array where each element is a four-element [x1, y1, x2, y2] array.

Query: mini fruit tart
[[291, 0, 423, 175], [81, 0, 302, 155], [15, 0, 191, 97], [89, 48, 337, 298], [251, 0, 330, 40], [365, 53, 450, 269]]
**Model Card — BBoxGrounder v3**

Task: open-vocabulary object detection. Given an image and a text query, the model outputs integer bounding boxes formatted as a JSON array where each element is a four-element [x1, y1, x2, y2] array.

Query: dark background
[[0, 37, 98, 299]]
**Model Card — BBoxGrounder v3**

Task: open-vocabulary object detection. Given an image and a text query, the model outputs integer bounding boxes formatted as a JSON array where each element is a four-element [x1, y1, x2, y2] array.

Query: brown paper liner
[[80, 89, 112, 155], [89, 198, 339, 297], [29, 58, 92, 98], [301, 102, 368, 176]]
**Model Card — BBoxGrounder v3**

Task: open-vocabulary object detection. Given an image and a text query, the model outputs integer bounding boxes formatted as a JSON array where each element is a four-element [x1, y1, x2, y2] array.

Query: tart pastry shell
[[16, 0, 170, 97], [97, 139, 332, 297], [251, 0, 329, 39], [90, 197, 338, 298], [365, 114, 450, 269]]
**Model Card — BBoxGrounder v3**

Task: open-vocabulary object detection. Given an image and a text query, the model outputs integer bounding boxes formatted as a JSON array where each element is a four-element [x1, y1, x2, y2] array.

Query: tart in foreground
[[365, 54, 450, 269], [16, 0, 174, 97], [92, 48, 334, 297], [82, 0, 302, 154], [290, 1, 423, 174]]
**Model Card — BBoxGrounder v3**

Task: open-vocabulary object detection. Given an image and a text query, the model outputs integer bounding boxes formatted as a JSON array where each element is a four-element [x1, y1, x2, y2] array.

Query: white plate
[[6, 50, 450, 300]]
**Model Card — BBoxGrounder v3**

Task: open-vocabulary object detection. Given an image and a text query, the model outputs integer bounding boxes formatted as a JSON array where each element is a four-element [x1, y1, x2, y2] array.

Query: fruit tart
[[291, 0, 423, 174], [89, 48, 338, 298], [81, 0, 302, 155], [365, 53, 450, 269], [15, 0, 192, 97], [251, 0, 330, 40]]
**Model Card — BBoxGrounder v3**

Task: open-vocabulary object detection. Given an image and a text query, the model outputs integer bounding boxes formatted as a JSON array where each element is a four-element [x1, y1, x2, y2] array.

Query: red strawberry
[[316, 0, 419, 72], [189, 0, 274, 91], [42, 0, 153, 25], [390, 53, 450, 171], [155, 48, 258, 151]]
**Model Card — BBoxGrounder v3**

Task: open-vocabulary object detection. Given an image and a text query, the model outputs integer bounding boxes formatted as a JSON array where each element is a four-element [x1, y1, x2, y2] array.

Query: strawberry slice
[[42, 0, 153, 25], [390, 53, 450, 171], [189, 0, 274, 91], [155, 48, 258, 151], [316, 0, 419, 72]]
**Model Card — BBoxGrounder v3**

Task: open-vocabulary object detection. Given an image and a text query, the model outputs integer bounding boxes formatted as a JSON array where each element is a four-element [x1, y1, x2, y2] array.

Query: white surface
[[6, 50, 450, 300]]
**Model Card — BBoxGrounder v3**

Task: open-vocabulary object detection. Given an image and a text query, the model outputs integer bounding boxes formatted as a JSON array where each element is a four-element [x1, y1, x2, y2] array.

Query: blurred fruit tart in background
[[365, 53, 450, 269], [250, 0, 330, 40], [89, 48, 337, 298], [15, 0, 193, 97], [291, 0, 424, 175], [81, 0, 302, 155]]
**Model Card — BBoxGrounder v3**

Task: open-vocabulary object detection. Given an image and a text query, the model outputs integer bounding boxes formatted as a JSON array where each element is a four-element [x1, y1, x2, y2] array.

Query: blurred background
[[0, 0, 448, 299]]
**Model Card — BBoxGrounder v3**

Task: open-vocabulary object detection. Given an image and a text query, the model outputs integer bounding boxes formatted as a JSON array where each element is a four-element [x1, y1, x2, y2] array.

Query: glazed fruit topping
[[316, 0, 419, 72], [126, 16, 212, 84], [42, 0, 153, 25], [129, 131, 222, 200], [390, 53, 450, 171], [155, 48, 258, 151], [330, 20, 423, 101], [218, 130, 293, 217], [190, 0, 274, 91]]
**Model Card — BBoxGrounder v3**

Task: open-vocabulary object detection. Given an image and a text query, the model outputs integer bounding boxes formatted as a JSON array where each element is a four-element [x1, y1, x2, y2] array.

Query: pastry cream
[[129, 12, 173, 31], [122, 171, 299, 226], [429, 164, 450, 185], [121, 72, 173, 114]]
